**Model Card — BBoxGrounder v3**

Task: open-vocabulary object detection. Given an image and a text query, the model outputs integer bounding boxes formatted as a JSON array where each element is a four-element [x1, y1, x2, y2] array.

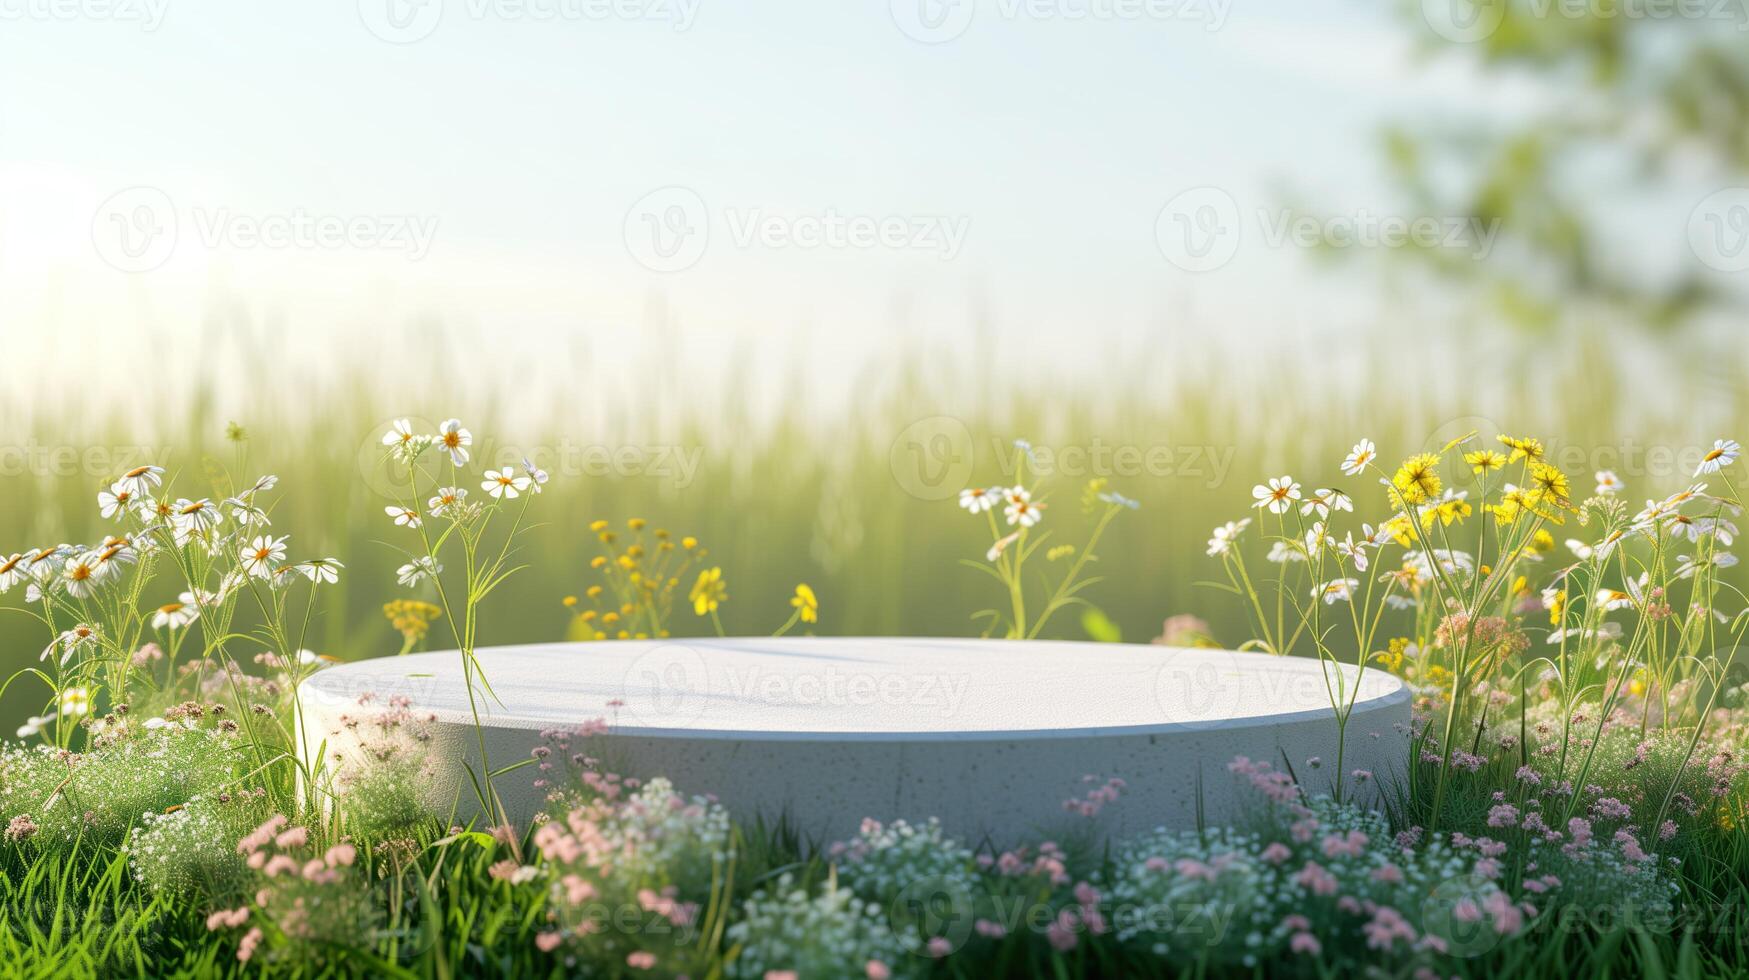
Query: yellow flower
[[1391, 454, 1442, 506], [1529, 461, 1572, 509], [1420, 496, 1471, 529], [382, 599, 442, 646], [1545, 588, 1567, 625], [628, 518, 647, 531], [1497, 434, 1544, 463], [1380, 514, 1415, 547], [602, 611, 620, 625], [690, 567, 727, 616], [790, 583, 819, 623], [1046, 544, 1076, 561], [562, 595, 578, 608], [1531, 529, 1555, 554], [589, 519, 609, 532], [580, 610, 598, 622], [1465, 450, 1507, 475], [1377, 636, 1411, 674], [591, 556, 608, 569], [682, 536, 698, 550], [586, 585, 603, 599]]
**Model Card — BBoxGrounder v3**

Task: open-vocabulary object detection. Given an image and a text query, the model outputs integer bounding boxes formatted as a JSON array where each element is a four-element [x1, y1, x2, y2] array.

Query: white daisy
[[1004, 485, 1031, 508], [93, 540, 137, 581], [959, 487, 1001, 514], [172, 499, 223, 546], [397, 556, 443, 587], [239, 535, 289, 579], [1304, 521, 1330, 555], [1335, 532, 1369, 572], [62, 551, 104, 598], [1383, 593, 1417, 610], [1695, 439, 1740, 477], [59, 686, 91, 718], [42, 624, 99, 666], [113, 465, 165, 498], [436, 419, 472, 467], [1566, 538, 1594, 561], [1267, 540, 1306, 563], [151, 597, 199, 630], [382, 418, 417, 447], [428, 487, 467, 517], [1314, 578, 1359, 604], [1252, 476, 1301, 515], [483, 469, 532, 499], [1300, 488, 1353, 518], [1594, 588, 1633, 612], [1594, 470, 1623, 496], [297, 558, 344, 585], [386, 506, 423, 529], [98, 484, 138, 520], [1206, 518, 1252, 557], [0, 552, 26, 594], [522, 458, 550, 494], [1341, 439, 1377, 477], [1004, 496, 1044, 527], [15, 713, 55, 739], [225, 496, 271, 527]]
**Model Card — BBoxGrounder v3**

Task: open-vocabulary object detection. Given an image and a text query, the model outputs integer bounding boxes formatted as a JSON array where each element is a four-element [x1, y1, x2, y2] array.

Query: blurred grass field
[[3, 322, 1747, 725]]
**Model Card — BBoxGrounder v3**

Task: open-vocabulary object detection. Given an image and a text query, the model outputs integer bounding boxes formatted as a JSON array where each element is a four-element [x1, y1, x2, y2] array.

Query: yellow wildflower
[[1391, 454, 1442, 506], [1498, 434, 1544, 462], [690, 567, 727, 616], [1465, 450, 1507, 475], [790, 584, 819, 624], [1529, 461, 1573, 509], [628, 518, 647, 530], [589, 519, 610, 532]]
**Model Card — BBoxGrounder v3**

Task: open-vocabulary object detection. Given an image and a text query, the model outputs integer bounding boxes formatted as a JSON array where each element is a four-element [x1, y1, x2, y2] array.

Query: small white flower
[[1304, 521, 1330, 555], [482, 469, 532, 499], [152, 596, 199, 630], [386, 506, 423, 528], [436, 419, 473, 467], [297, 558, 344, 585], [113, 465, 165, 498], [522, 458, 549, 494], [172, 499, 223, 546], [428, 487, 468, 517], [239, 535, 289, 579], [1004, 495, 1044, 527], [1314, 578, 1359, 604], [15, 712, 56, 739], [1300, 488, 1352, 518], [987, 531, 1021, 562], [1335, 533, 1370, 571], [0, 552, 25, 594], [382, 418, 417, 447], [1266, 540, 1305, 563], [1341, 439, 1376, 477], [59, 686, 91, 718], [42, 624, 99, 665], [1383, 593, 1416, 610], [98, 484, 138, 520], [397, 556, 443, 587], [1594, 470, 1623, 496], [1695, 439, 1740, 478], [1252, 476, 1301, 515], [1566, 538, 1594, 561], [1206, 518, 1252, 557], [959, 487, 1001, 514], [62, 551, 104, 598], [1594, 588, 1633, 612]]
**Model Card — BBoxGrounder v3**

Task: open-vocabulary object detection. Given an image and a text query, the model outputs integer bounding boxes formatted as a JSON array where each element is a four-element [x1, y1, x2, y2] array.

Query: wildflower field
[[3, 346, 1749, 978]]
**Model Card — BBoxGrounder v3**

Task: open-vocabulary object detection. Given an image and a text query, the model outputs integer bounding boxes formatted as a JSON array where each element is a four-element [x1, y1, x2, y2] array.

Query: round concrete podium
[[297, 638, 1408, 843]]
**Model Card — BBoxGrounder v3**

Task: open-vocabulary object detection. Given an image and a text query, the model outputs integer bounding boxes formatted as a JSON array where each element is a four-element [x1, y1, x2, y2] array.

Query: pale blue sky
[[0, 0, 1572, 414]]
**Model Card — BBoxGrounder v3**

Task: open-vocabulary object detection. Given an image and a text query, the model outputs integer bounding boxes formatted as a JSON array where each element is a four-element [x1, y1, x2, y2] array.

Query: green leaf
[[1080, 607, 1122, 643]]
